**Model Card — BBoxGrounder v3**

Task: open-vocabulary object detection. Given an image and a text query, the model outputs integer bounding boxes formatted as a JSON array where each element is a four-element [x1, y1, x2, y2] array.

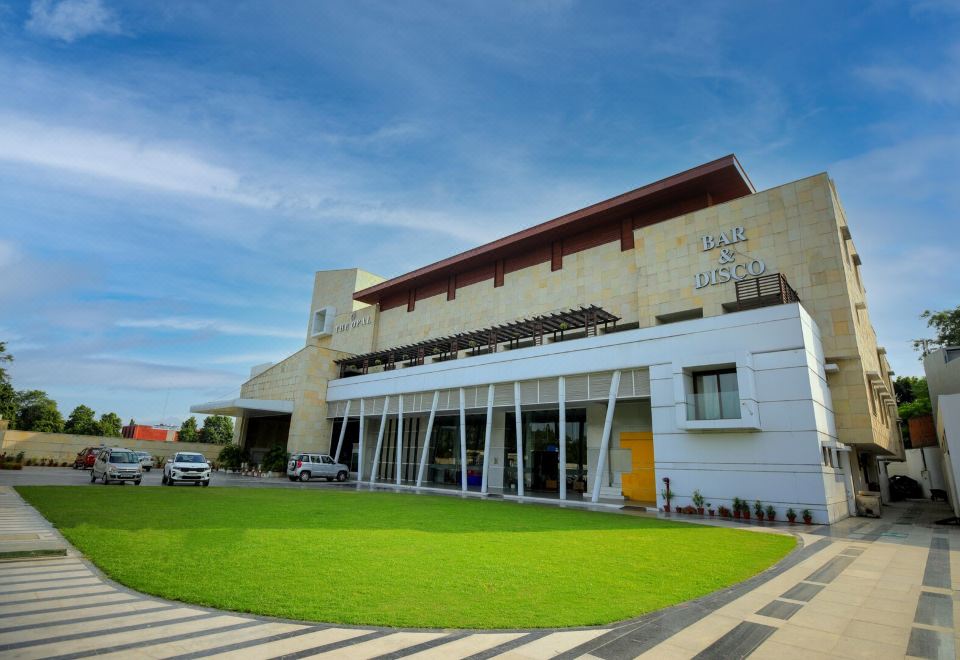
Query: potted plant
[[660, 487, 672, 513], [786, 507, 797, 524], [692, 489, 705, 515], [802, 509, 813, 525], [765, 505, 776, 522], [707, 503, 715, 517], [732, 497, 743, 519], [720, 505, 733, 518], [753, 500, 765, 522], [742, 500, 751, 521]]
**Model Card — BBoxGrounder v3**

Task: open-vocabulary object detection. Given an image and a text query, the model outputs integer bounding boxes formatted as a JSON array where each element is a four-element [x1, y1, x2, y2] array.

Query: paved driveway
[[0, 466, 354, 490]]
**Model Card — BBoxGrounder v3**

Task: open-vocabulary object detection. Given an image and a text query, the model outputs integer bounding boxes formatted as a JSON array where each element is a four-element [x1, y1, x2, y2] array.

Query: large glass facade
[[421, 414, 485, 490], [504, 408, 587, 496]]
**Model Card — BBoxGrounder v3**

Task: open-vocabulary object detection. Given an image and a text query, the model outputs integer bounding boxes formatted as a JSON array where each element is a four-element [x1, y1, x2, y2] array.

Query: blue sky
[[1, 0, 957, 425]]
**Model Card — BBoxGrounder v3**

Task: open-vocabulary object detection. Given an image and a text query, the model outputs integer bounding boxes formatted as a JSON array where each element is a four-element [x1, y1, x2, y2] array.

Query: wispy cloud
[[26, 0, 122, 43], [856, 42, 960, 106], [0, 115, 271, 207], [115, 317, 304, 340]]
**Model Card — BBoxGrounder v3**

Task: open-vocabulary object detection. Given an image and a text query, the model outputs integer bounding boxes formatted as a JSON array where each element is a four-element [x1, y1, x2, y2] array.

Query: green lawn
[[17, 487, 794, 628]]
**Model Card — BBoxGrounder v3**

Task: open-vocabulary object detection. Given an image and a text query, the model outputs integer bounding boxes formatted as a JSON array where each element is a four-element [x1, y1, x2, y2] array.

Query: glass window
[[504, 409, 587, 495], [321, 456, 333, 464], [690, 368, 740, 420]]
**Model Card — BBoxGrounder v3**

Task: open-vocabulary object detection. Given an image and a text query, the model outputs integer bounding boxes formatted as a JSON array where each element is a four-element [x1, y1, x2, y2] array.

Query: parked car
[[134, 451, 155, 471], [73, 446, 101, 470], [889, 474, 924, 501], [90, 448, 142, 485], [287, 453, 349, 482], [163, 452, 211, 487]]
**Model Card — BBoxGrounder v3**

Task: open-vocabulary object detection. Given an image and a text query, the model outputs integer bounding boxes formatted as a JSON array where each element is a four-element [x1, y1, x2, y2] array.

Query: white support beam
[[459, 388, 468, 492], [416, 391, 440, 487], [357, 399, 366, 481], [370, 396, 389, 485], [396, 394, 404, 485], [481, 384, 494, 494], [333, 400, 351, 463], [514, 381, 525, 498], [558, 376, 567, 502], [591, 370, 622, 504]]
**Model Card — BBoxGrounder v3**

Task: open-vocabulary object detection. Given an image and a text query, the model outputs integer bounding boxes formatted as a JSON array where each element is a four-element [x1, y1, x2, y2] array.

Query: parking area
[[0, 467, 356, 490]]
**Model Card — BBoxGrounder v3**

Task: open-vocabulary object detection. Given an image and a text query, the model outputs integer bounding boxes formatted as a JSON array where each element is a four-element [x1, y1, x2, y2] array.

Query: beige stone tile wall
[[240, 345, 352, 454], [375, 240, 638, 349], [305, 268, 383, 356]]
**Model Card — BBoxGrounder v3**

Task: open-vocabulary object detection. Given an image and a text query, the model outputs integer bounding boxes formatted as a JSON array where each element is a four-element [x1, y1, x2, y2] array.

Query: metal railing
[[734, 273, 799, 311]]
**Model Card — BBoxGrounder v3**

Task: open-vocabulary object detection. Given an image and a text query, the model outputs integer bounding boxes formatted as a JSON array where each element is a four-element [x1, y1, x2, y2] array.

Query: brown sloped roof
[[354, 154, 754, 305]]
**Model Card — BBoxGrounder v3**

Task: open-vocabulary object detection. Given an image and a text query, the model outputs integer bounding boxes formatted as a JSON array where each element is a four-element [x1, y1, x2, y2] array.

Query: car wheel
[[326, 477, 333, 482], [288, 476, 297, 482], [336, 471, 348, 482], [102, 475, 110, 485], [202, 480, 209, 487], [73, 464, 78, 470], [145, 467, 151, 472], [299, 471, 311, 482], [134, 480, 141, 485], [90, 471, 97, 483]]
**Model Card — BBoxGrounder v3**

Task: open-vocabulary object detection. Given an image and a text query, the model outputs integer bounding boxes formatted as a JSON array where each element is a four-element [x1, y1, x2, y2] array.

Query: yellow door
[[620, 432, 655, 502]]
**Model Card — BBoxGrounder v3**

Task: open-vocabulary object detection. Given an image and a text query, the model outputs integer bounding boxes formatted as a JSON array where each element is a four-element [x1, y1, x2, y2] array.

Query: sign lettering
[[694, 227, 766, 289]]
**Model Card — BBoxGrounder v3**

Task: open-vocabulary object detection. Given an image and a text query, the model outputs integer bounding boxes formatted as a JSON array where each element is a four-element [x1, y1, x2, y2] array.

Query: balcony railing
[[734, 273, 799, 311]]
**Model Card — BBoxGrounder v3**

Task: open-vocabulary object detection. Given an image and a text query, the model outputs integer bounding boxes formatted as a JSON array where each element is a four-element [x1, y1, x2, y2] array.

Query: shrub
[[753, 500, 764, 517], [217, 444, 250, 470], [0, 461, 23, 470], [261, 445, 289, 473], [15, 451, 25, 463], [692, 489, 705, 509]]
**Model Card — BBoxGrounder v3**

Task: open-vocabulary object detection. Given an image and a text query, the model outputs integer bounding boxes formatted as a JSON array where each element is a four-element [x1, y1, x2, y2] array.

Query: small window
[[322, 456, 334, 464], [311, 306, 335, 338], [690, 368, 740, 420]]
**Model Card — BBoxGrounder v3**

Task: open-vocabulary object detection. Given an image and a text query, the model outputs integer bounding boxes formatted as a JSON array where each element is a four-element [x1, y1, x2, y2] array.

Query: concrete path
[[1, 484, 958, 659]]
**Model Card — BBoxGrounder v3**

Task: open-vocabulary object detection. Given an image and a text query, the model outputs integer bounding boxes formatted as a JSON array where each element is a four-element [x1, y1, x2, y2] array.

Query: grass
[[17, 487, 795, 628]]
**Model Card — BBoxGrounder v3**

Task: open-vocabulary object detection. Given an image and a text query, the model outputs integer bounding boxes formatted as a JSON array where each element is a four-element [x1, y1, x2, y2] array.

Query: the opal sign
[[694, 226, 766, 289]]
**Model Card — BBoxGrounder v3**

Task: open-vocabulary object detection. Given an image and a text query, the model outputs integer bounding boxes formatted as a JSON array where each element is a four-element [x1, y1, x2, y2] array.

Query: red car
[[73, 447, 101, 470]]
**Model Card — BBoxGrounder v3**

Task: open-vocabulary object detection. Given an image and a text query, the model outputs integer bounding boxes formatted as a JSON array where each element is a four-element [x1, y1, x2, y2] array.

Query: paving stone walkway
[[1, 486, 958, 659]]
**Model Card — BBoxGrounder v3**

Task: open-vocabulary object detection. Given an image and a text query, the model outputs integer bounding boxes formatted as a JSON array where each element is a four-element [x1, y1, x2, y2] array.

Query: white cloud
[[0, 115, 272, 207], [856, 43, 960, 106], [115, 317, 304, 340], [26, 0, 121, 43]]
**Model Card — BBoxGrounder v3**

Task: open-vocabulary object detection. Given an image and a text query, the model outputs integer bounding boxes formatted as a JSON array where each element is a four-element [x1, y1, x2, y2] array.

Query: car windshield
[[109, 452, 138, 464], [176, 454, 206, 463], [136, 452, 149, 458]]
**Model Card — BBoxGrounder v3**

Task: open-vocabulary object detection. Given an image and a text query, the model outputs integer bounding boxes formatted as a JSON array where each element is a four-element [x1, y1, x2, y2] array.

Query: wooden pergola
[[336, 305, 620, 377]]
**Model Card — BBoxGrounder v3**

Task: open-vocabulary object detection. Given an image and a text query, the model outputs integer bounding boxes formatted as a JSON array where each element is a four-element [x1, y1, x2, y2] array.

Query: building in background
[[194, 155, 901, 523], [121, 424, 179, 442], [921, 347, 960, 518]]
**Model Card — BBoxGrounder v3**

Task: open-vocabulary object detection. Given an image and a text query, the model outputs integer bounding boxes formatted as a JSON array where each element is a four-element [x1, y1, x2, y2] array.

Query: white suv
[[90, 448, 142, 485], [287, 453, 349, 482], [162, 452, 211, 487]]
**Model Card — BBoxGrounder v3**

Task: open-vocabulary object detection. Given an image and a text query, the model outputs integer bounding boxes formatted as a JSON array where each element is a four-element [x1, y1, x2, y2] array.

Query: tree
[[0, 381, 15, 426], [179, 416, 199, 443], [199, 415, 233, 444], [15, 390, 64, 433], [99, 412, 122, 437], [0, 341, 12, 385], [894, 376, 923, 405], [65, 405, 101, 436], [898, 377, 932, 420], [914, 305, 960, 356]]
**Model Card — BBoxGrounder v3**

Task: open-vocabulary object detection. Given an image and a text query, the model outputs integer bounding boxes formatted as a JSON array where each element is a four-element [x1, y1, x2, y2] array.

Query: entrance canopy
[[190, 398, 293, 418]]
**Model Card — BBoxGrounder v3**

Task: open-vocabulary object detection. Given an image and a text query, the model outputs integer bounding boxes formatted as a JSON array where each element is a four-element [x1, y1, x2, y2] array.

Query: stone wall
[[0, 428, 222, 463]]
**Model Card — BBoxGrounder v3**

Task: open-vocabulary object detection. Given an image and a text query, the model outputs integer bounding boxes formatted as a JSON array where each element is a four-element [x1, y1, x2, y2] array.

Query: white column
[[558, 376, 567, 501], [591, 370, 622, 504], [370, 396, 389, 485], [396, 394, 404, 485], [357, 399, 366, 481], [333, 400, 351, 463], [417, 391, 440, 487], [459, 387, 468, 492], [514, 381, 525, 498], [481, 384, 494, 494]]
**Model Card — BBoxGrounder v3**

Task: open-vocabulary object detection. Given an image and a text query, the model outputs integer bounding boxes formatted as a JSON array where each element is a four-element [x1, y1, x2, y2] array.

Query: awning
[[189, 398, 293, 418]]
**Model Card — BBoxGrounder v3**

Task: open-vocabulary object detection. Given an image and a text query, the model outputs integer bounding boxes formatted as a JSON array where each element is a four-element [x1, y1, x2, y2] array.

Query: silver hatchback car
[[287, 453, 349, 482], [90, 448, 143, 485]]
